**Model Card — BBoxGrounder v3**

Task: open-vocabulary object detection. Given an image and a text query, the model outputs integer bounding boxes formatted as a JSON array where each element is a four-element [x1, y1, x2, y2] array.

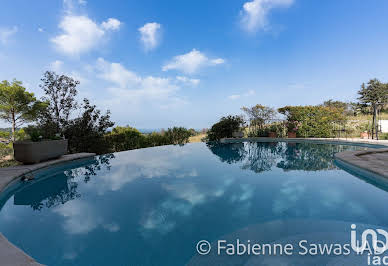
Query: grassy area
[[352, 113, 388, 120], [189, 133, 207, 143]]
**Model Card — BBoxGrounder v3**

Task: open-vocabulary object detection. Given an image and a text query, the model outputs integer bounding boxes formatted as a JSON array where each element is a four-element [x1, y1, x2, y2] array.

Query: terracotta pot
[[288, 132, 297, 138], [268, 132, 277, 138], [360, 132, 369, 139]]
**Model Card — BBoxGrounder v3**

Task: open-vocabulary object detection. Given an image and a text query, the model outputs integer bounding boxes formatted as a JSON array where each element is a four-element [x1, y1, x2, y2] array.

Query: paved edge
[[0, 153, 95, 266], [334, 148, 388, 179]]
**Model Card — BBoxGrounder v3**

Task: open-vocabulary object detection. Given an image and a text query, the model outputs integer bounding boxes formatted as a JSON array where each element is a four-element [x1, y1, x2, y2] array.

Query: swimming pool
[[1, 142, 388, 265]]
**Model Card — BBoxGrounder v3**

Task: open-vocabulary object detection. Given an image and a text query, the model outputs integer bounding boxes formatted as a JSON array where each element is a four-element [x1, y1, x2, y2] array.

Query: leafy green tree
[[0, 80, 46, 141], [241, 104, 276, 135], [358, 79, 388, 139], [278, 105, 346, 138], [64, 99, 114, 154], [164, 127, 192, 145], [207, 115, 245, 141]]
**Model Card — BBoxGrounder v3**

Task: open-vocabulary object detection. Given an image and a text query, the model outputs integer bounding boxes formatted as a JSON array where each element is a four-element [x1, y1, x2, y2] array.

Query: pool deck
[[0, 153, 95, 266]]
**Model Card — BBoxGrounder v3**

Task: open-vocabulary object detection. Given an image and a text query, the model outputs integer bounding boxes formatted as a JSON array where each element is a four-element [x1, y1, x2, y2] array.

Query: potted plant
[[13, 126, 68, 164], [286, 121, 299, 138], [268, 124, 279, 138]]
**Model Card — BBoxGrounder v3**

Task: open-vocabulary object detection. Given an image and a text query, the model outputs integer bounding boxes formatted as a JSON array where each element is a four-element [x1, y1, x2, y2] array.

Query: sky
[[1, 0, 388, 129]]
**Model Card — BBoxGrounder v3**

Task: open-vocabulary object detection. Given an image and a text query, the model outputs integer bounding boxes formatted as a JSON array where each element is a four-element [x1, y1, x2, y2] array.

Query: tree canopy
[[0, 80, 46, 140]]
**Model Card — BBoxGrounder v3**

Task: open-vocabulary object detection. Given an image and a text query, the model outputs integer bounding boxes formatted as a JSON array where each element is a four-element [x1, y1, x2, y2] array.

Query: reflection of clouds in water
[[273, 180, 306, 215], [103, 222, 120, 232], [141, 176, 235, 235], [53, 200, 119, 235], [71, 148, 199, 195], [53, 200, 100, 235]]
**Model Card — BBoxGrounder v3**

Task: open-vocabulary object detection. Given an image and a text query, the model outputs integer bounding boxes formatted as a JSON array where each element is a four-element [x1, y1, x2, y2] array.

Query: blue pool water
[[1, 142, 388, 265]]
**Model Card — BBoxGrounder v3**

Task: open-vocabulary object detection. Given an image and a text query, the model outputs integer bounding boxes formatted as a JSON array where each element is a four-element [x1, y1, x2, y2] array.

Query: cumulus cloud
[[51, 15, 121, 56], [240, 0, 293, 32], [96, 58, 187, 108], [138, 22, 161, 51], [0, 26, 18, 44], [101, 18, 121, 31], [162, 49, 225, 74]]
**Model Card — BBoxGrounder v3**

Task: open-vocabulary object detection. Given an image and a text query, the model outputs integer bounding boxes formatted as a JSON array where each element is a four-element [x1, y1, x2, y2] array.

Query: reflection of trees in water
[[65, 153, 115, 183], [207, 142, 359, 173], [276, 143, 358, 171], [206, 142, 246, 164], [241, 142, 283, 173], [16, 154, 114, 211], [28, 180, 80, 211]]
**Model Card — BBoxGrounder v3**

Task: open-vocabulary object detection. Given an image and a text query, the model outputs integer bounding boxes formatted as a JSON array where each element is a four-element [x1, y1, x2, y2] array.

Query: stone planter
[[288, 132, 297, 138], [13, 139, 68, 164], [268, 132, 277, 138], [232, 131, 244, 138]]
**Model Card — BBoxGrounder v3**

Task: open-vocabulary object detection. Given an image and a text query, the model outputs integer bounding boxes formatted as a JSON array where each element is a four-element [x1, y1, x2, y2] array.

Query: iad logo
[[351, 224, 388, 255]]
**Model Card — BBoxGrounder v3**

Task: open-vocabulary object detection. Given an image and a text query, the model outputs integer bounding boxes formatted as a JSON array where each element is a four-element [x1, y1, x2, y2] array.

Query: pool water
[[1, 142, 388, 265]]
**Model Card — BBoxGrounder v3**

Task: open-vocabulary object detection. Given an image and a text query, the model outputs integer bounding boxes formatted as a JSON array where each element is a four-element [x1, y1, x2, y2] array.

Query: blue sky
[[1, 0, 388, 129]]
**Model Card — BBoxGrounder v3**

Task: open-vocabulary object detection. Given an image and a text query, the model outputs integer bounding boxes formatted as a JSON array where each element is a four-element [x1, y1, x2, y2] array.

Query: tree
[[39, 71, 79, 135], [64, 99, 114, 154], [358, 79, 388, 139], [207, 115, 245, 141], [0, 80, 46, 141], [241, 104, 276, 135]]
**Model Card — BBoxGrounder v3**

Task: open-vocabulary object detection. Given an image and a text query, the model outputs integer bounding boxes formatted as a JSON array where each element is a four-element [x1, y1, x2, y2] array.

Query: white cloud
[[162, 49, 225, 74], [101, 18, 121, 31], [228, 94, 241, 100], [0, 26, 18, 44], [51, 15, 121, 56], [228, 90, 255, 100], [138, 22, 161, 51], [50, 60, 64, 72], [240, 0, 293, 32], [96, 58, 185, 107], [176, 76, 200, 86]]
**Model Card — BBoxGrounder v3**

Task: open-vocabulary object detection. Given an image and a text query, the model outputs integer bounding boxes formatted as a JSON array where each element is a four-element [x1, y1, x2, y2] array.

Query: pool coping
[[0, 153, 96, 266]]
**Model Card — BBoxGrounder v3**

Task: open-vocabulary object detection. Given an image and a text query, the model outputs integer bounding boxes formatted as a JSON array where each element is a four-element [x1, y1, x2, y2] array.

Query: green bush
[[164, 127, 192, 145], [106, 126, 145, 152], [207, 115, 245, 141], [106, 126, 192, 152], [0, 142, 12, 158], [380, 133, 388, 140], [278, 106, 346, 138]]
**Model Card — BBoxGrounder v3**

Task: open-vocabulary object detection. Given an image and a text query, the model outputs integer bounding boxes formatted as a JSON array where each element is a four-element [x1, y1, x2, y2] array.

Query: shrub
[[207, 115, 245, 141], [278, 106, 346, 138], [164, 127, 192, 145], [106, 126, 145, 152], [64, 99, 114, 154]]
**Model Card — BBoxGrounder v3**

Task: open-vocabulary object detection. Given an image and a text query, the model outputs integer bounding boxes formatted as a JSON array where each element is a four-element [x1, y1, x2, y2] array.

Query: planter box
[[13, 139, 68, 164], [268, 132, 277, 138], [232, 131, 244, 138], [288, 132, 297, 138]]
